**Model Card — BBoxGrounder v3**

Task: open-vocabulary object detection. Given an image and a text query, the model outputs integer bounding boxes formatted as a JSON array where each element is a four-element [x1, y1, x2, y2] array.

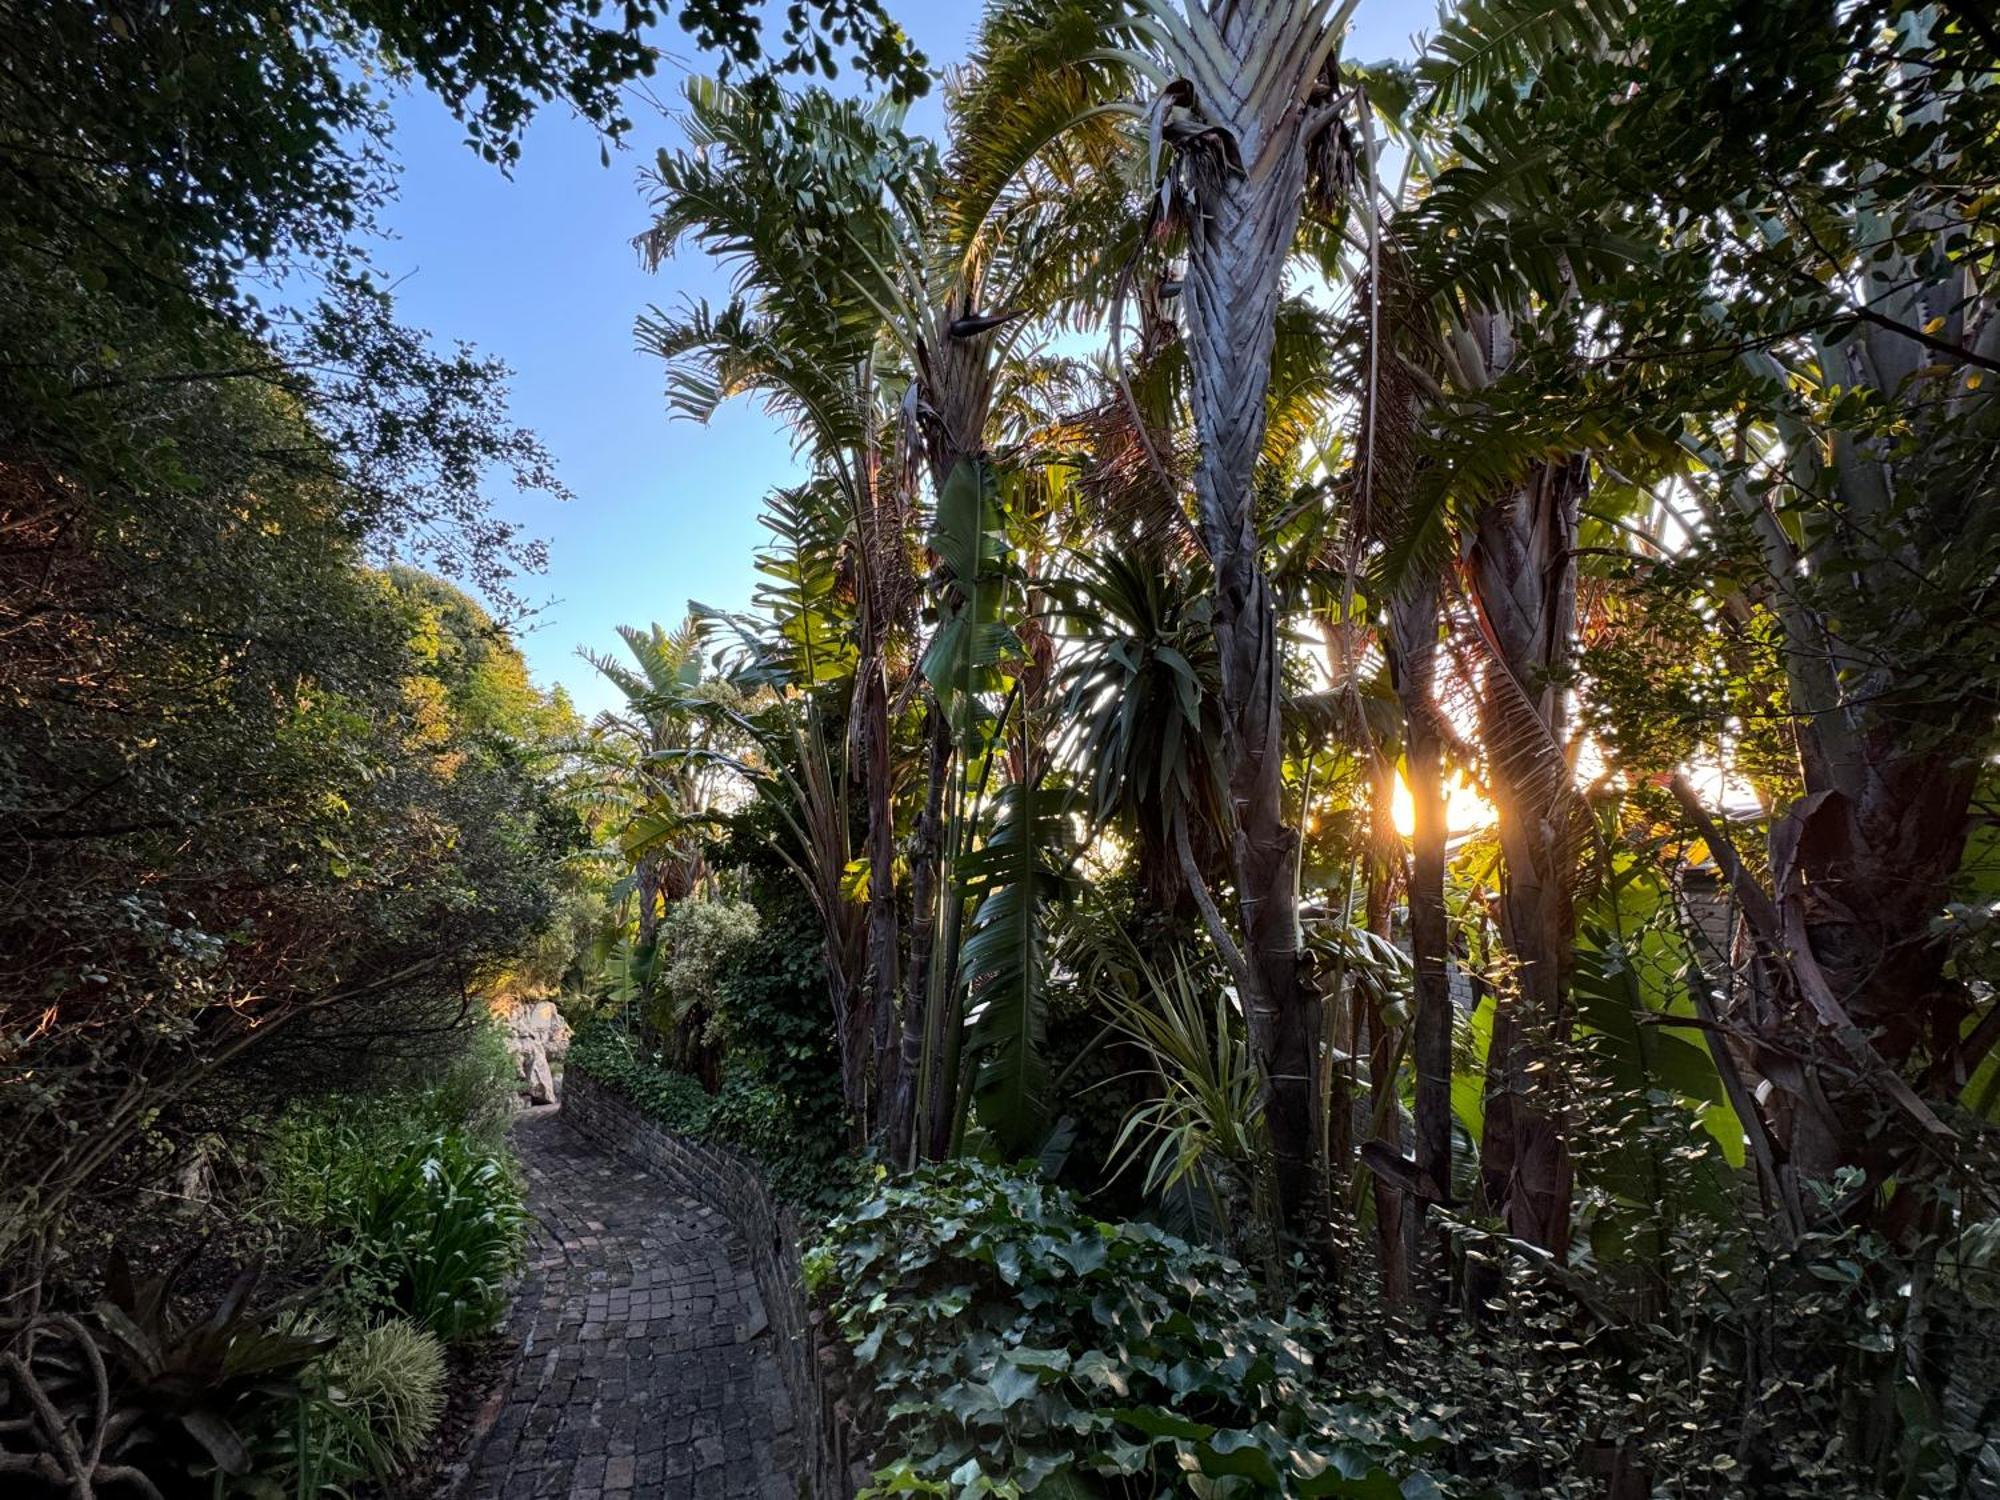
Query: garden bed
[[383, 1333, 518, 1499]]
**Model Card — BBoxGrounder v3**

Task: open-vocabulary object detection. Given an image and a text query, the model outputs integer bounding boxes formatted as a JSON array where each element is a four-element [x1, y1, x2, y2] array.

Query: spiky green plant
[[1101, 947, 1277, 1259], [314, 1320, 447, 1480]]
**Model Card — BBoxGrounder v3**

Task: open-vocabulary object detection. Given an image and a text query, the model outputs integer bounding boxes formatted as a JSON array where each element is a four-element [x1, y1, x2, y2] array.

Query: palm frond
[[1418, 0, 1634, 119]]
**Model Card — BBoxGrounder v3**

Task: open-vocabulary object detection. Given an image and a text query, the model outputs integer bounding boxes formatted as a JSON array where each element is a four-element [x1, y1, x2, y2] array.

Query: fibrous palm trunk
[[850, 442, 907, 1141], [635, 855, 662, 952], [1166, 0, 1343, 1239], [1363, 759, 1410, 1301], [1468, 454, 1584, 1256], [635, 854, 664, 1044], [855, 646, 898, 1139], [887, 311, 1001, 1161]]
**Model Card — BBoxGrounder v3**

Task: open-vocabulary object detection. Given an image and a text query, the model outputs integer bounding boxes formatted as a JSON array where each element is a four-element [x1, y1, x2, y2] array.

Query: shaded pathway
[[470, 1108, 796, 1500]]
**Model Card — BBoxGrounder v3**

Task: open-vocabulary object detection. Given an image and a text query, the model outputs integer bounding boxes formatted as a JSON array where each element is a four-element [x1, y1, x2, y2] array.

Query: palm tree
[[1128, 0, 1364, 1238], [1348, 28, 1633, 1255], [636, 80, 929, 1135], [1430, 304, 1589, 1258], [570, 618, 718, 963], [1413, 0, 2000, 1226], [953, 0, 1368, 1236]]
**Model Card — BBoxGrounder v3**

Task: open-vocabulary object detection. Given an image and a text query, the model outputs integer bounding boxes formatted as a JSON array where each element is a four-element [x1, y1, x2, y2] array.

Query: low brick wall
[[560, 1068, 867, 1499]]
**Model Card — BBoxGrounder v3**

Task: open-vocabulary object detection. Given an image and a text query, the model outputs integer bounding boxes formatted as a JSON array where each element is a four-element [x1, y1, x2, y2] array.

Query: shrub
[[263, 1020, 520, 1225], [809, 1161, 1438, 1497], [706, 1075, 863, 1209], [308, 1320, 448, 1481], [0, 1253, 332, 1495], [651, 897, 761, 1043], [568, 1027, 864, 1211], [417, 1018, 522, 1150], [712, 897, 844, 1112], [268, 1116, 525, 1340], [323, 1131, 526, 1341], [567, 1027, 715, 1131]]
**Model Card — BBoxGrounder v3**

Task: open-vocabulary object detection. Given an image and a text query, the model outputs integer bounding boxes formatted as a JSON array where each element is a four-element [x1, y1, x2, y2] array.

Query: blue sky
[[370, 2, 1418, 716]]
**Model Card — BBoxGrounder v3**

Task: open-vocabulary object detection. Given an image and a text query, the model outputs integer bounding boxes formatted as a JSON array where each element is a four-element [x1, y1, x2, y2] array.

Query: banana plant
[[961, 776, 1082, 1159], [907, 456, 1060, 1161]]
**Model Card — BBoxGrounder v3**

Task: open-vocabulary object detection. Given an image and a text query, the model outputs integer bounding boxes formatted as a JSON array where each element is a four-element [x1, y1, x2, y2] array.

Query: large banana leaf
[[921, 457, 1023, 752], [600, 933, 656, 1012], [961, 777, 1080, 1159]]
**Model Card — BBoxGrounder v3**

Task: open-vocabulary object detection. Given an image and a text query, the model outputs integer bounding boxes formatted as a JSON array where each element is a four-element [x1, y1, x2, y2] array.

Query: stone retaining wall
[[560, 1068, 865, 1499]]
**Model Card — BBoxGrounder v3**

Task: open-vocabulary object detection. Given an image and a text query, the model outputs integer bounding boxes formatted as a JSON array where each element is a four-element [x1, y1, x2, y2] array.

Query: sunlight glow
[[1389, 770, 1497, 839]]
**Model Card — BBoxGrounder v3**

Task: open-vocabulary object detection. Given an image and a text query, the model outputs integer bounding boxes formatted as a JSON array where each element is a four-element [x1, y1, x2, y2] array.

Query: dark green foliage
[[568, 1027, 863, 1210], [0, 1, 920, 357], [961, 778, 1082, 1159], [1047, 549, 1224, 917], [94, 1256, 332, 1483], [670, 0, 930, 100], [0, 132, 586, 1255], [1324, 1126, 2000, 1497], [0, 2, 649, 324], [1039, 977, 1154, 1217], [713, 903, 847, 1118], [268, 1121, 526, 1343], [568, 1028, 719, 1134], [702, 807, 847, 1113], [0, 1254, 331, 1495], [809, 1161, 1438, 1497], [265, 1045, 531, 1344], [705, 1077, 861, 1208], [0, 454, 580, 1262]]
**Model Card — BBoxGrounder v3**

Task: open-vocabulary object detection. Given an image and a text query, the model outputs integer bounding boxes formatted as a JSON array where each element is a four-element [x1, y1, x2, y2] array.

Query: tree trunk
[[1469, 455, 1584, 1256], [1174, 11, 1332, 1238], [635, 855, 661, 951], [1388, 575, 1453, 1300], [924, 868, 968, 1161], [886, 705, 950, 1165], [1763, 752, 1979, 1183], [1362, 760, 1410, 1300], [634, 855, 664, 1044], [855, 650, 898, 1141]]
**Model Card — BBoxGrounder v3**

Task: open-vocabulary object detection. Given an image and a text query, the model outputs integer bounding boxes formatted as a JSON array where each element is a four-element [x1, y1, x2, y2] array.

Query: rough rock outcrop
[[501, 998, 571, 1106]]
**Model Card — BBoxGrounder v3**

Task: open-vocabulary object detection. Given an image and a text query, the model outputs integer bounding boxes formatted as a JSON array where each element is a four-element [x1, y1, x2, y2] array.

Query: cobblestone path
[[469, 1108, 797, 1500]]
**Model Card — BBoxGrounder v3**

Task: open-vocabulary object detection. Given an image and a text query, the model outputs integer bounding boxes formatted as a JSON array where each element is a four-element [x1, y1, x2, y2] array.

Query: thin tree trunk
[[887, 705, 950, 1165], [1388, 575, 1453, 1301], [634, 855, 664, 1044], [636, 855, 661, 951], [1362, 760, 1410, 1300], [856, 650, 898, 1141], [924, 792, 969, 1162]]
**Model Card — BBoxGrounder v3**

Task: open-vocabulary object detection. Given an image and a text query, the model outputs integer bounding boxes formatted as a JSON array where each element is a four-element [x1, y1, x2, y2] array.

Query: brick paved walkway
[[469, 1108, 797, 1500]]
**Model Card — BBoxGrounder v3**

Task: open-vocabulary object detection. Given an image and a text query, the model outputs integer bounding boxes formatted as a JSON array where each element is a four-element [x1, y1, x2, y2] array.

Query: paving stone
[[468, 1110, 797, 1498]]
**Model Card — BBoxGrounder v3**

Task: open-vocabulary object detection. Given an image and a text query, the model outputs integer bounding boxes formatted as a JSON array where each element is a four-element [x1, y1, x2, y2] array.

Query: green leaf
[[1108, 1405, 1214, 1441]]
